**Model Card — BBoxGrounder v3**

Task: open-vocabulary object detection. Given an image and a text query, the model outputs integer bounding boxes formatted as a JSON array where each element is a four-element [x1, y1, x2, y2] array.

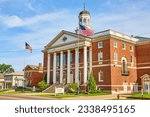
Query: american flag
[[25, 42, 32, 53], [79, 24, 94, 36]]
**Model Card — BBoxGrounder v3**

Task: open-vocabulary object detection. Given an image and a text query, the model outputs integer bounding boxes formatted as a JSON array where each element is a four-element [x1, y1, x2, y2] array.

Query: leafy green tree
[[0, 64, 15, 74], [88, 73, 96, 93], [38, 81, 48, 90]]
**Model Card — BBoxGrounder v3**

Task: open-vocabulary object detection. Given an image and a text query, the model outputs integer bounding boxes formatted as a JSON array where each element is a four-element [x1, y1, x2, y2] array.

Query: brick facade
[[25, 63, 44, 87], [43, 29, 150, 94]]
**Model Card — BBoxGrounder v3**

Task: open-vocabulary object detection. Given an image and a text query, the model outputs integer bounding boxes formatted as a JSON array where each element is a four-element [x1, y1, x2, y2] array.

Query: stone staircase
[[42, 84, 65, 93]]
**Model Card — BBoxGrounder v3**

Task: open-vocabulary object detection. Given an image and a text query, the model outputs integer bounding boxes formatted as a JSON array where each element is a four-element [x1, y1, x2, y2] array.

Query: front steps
[[42, 84, 64, 93]]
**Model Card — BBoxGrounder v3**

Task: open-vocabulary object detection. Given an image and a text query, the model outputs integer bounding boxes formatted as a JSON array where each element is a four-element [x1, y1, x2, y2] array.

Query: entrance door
[[123, 83, 128, 93], [144, 82, 150, 93]]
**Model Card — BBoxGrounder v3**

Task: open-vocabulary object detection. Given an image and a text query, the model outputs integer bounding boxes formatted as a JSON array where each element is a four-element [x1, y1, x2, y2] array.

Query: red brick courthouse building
[[43, 9, 150, 93]]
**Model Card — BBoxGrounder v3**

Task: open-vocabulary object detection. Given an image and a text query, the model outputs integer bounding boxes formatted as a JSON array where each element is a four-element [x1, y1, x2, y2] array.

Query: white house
[[0, 74, 4, 89], [4, 71, 25, 88]]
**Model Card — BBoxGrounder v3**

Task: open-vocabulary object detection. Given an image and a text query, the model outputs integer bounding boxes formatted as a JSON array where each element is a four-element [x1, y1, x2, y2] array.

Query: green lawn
[[128, 93, 150, 99], [34, 92, 110, 99], [0, 89, 33, 94]]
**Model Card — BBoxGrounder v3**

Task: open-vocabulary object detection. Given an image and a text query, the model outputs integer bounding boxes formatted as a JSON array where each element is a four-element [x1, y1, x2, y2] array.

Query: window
[[98, 51, 103, 61], [98, 42, 103, 48], [70, 53, 73, 64], [83, 18, 86, 23], [130, 46, 133, 51], [29, 72, 32, 77], [99, 70, 103, 82], [122, 43, 126, 50], [56, 55, 60, 66], [114, 52, 118, 61], [130, 56, 134, 63], [114, 41, 118, 48], [121, 57, 128, 75], [63, 54, 66, 65]]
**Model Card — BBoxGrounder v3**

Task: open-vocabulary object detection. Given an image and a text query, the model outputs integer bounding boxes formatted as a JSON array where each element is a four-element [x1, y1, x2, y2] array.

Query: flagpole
[[23, 44, 26, 92], [77, 24, 80, 95]]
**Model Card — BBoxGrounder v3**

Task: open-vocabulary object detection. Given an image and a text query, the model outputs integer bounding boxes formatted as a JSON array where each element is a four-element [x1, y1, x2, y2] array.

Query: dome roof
[[79, 10, 90, 15]]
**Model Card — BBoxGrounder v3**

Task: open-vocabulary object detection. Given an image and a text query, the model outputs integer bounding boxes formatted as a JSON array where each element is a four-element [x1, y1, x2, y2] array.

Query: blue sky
[[0, 0, 150, 71]]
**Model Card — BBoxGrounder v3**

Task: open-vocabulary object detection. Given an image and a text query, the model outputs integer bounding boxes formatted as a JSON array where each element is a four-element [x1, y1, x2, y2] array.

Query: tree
[[88, 73, 96, 93], [0, 64, 15, 74], [38, 81, 48, 90]]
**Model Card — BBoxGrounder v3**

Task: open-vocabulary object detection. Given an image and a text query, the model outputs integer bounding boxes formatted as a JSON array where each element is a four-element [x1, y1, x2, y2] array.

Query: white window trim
[[122, 43, 126, 50], [98, 51, 103, 61], [114, 41, 118, 48], [98, 42, 103, 48], [98, 71, 103, 82], [114, 51, 118, 61], [130, 46, 134, 52]]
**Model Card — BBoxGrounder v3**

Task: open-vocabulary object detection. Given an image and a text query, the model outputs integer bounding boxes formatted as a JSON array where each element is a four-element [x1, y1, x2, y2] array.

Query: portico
[[46, 32, 92, 85]]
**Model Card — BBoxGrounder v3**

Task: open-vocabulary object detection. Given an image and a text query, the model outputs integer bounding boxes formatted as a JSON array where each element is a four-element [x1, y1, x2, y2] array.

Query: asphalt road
[[0, 94, 56, 100]]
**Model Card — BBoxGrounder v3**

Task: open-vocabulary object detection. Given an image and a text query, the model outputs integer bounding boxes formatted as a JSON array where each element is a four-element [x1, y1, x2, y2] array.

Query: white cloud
[[0, 15, 24, 28], [0, 10, 74, 28]]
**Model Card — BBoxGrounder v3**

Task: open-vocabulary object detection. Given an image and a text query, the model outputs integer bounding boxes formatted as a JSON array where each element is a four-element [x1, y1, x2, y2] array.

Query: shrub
[[88, 73, 96, 93], [38, 81, 48, 90], [68, 83, 78, 93]]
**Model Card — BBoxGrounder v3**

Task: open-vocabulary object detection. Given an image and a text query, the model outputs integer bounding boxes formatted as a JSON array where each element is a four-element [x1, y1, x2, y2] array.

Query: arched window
[[121, 57, 128, 75], [83, 18, 86, 24]]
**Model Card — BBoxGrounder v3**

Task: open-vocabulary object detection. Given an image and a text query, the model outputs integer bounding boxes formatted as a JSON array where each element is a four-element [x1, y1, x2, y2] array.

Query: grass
[[34, 92, 110, 99], [0, 88, 110, 99], [35, 93, 78, 99], [131, 93, 150, 99], [128, 93, 150, 99], [0, 88, 33, 94]]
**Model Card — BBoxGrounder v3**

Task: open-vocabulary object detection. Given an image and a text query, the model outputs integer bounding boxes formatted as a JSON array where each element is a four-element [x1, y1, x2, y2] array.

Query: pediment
[[46, 30, 90, 48], [51, 34, 80, 47]]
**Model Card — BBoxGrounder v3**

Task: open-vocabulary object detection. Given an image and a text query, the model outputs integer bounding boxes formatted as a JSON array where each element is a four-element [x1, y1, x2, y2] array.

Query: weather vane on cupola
[[76, 2, 94, 36]]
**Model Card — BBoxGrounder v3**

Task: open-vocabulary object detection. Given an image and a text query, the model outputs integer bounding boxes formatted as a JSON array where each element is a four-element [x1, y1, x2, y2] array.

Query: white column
[[89, 46, 92, 73], [67, 50, 70, 83], [84, 46, 87, 84], [75, 48, 79, 83], [53, 52, 56, 84], [60, 51, 63, 84], [47, 53, 50, 84]]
